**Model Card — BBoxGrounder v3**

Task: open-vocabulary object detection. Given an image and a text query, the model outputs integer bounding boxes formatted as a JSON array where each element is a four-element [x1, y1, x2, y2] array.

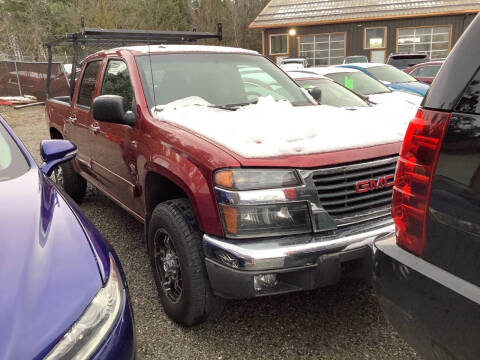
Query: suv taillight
[[392, 109, 451, 256]]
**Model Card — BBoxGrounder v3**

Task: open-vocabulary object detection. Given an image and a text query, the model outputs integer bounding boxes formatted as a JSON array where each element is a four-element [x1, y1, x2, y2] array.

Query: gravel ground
[[0, 105, 420, 360]]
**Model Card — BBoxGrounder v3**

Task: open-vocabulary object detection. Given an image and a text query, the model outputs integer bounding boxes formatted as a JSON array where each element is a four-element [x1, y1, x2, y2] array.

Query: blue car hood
[[0, 169, 102, 359], [388, 82, 429, 96]]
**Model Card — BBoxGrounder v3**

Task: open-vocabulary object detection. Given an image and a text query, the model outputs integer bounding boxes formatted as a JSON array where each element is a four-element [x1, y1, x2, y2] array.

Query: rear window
[[77, 60, 102, 108], [282, 59, 303, 65], [343, 56, 368, 64], [413, 65, 441, 78], [455, 68, 480, 114], [0, 123, 29, 182]]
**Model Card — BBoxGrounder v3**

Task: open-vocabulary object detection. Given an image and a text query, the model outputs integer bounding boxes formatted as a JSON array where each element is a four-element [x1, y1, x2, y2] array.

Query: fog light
[[254, 274, 278, 291], [216, 250, 239, 269]]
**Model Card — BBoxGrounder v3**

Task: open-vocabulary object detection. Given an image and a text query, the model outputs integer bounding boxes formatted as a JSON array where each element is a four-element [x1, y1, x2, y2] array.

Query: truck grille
[[311, 156, 398, 225]]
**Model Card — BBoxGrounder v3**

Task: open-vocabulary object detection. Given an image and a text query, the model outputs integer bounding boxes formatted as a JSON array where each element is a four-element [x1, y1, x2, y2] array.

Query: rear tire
[[148, 198, 224, 326], [59, 161, 87, 203]]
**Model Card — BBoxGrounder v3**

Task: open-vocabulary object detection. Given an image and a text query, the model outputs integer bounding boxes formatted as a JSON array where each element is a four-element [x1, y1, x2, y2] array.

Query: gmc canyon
[[45, 28, 411, 326]]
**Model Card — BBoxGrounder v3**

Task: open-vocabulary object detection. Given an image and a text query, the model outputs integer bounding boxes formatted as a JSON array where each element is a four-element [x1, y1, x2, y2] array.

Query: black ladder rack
[[44, 23, 222, 98]]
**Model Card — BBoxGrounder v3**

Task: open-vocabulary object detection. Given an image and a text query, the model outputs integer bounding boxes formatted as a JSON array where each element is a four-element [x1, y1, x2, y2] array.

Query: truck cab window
[[77, 60, 101, 108], [101, 59, 134, 111]]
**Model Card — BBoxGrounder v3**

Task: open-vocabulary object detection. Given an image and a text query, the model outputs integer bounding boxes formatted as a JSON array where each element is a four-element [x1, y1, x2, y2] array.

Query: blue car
[[0, 115, 135, 359], [337, 63, 430, 96]]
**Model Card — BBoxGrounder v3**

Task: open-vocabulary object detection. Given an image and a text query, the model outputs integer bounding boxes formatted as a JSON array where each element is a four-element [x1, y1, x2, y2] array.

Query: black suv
[[374, 14, 480, 360], [387, 53, 430, 70]]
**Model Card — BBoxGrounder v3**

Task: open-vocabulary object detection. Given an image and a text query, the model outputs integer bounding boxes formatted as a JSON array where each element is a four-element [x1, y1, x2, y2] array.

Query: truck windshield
[[0, 122, 29, 182], [324, 71, 391, 96], [135, 53, 313, 110]]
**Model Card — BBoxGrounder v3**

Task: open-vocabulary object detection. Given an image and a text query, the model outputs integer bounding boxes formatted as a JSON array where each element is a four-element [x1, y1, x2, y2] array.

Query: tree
[[0, 0, 269, 59]]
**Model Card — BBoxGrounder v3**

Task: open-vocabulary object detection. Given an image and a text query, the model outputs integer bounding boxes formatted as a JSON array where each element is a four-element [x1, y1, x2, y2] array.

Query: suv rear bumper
[[374, 236, 480, 360], [202, 218, 393, 299]]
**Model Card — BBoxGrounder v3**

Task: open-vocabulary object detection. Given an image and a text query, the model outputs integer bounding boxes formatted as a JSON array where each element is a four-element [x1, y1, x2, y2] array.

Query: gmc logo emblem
[[356, 175, 395, 193]]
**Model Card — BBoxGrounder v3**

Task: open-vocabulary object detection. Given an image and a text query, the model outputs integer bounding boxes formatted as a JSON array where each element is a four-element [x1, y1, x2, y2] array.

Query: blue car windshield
[[0, 122, 29, 182], [367, 65, 417, 84]]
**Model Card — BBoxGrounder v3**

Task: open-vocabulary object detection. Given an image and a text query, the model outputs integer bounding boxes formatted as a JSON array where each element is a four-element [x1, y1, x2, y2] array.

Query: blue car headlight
[[45, 255, 124, 360]]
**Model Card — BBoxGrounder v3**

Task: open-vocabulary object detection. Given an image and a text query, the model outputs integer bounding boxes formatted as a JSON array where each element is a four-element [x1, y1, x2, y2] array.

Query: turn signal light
[[221, 205, 238, 234], [392, 109, 450, 256], [214, 170, 233, 189]]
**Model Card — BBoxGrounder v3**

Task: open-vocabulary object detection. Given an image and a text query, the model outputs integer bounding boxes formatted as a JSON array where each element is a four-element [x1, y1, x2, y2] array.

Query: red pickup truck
[[46, 41, 402, 325]]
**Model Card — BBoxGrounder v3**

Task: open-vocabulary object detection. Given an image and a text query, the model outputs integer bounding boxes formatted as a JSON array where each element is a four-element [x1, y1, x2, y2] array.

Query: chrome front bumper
[[203, 218, 394, 271], [203, 218, 394, 299]]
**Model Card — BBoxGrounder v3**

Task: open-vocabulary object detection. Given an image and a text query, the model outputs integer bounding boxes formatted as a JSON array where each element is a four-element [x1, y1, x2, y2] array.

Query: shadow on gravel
[[186, 280, 386, 358]]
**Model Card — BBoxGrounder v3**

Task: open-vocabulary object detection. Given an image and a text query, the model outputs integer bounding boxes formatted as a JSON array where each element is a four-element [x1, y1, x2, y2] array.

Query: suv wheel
[[148, 198, 224, 326], [57, 161, 87, 203]]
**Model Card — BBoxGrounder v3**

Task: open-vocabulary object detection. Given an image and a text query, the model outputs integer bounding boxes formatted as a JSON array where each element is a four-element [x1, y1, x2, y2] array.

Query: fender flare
[[141, 159, 223, 237]]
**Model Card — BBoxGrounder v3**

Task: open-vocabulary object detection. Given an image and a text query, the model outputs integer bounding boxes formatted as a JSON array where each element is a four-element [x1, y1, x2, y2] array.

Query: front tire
[[58, 160, 87, 203], [148, 199, 224, 326]]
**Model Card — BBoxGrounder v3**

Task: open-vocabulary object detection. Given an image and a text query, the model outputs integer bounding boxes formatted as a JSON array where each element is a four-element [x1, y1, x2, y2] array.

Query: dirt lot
[[0, 105, 419, 360]]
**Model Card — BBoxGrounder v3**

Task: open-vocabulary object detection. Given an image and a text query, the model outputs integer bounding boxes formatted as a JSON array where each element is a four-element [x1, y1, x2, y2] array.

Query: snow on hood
[[368, 91, 422, 107], [154, 96, 417, 158]]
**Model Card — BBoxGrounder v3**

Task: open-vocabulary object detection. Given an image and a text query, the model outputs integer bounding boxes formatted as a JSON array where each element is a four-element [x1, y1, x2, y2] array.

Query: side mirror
[[308, 87, 322, 103], [92, 95, 136, 126], [40, 140, 77, 176]]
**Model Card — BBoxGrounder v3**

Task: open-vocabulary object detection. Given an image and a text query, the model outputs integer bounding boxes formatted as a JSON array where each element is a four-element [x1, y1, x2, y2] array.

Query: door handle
[[67, 116, 77, 124], [89, 124, 100, 134]]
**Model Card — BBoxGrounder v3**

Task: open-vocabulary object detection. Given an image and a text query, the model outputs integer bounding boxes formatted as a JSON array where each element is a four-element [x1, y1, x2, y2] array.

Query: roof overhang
[[249, 8, 479, 29]]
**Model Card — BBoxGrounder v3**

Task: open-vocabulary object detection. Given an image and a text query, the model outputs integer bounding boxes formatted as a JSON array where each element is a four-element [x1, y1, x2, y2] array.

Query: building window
[[364, 27, 386, 49], [299, 33, 345, 66], [397, 26, 451, 60], [269, 34, 288, 55]]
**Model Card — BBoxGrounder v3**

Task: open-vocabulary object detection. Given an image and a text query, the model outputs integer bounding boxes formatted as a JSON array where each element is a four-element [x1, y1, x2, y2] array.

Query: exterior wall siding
[[264, 13, 477, 63]]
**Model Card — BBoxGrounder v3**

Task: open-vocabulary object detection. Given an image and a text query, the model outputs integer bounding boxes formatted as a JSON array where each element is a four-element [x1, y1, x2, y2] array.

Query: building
[[249, 0, 480, 65]]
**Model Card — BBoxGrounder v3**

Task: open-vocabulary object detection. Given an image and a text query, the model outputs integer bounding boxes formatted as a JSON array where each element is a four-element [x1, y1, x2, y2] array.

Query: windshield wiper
[[208, 101, 258, 111], [291, 101, 313, 106]]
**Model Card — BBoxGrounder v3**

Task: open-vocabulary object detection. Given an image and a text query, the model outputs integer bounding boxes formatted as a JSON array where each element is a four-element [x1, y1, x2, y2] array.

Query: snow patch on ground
[[154, 96, 417, 158]]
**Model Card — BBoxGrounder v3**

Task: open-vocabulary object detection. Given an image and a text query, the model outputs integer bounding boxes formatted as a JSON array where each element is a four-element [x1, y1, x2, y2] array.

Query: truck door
[[89, 58, 140, 214], [69, 60, 102, 175]]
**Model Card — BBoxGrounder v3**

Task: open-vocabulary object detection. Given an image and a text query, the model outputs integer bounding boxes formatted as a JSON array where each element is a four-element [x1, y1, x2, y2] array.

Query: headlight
[[45, 255, 124, 360], [214, 169, 301, 190], [219, 202, 311, 238]]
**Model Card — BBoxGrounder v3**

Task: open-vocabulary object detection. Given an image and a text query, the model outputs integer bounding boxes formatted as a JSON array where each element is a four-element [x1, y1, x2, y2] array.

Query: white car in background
[[294, 67, 422, 107], [287, 71, 370, 108], [279, 58, 309, 71]]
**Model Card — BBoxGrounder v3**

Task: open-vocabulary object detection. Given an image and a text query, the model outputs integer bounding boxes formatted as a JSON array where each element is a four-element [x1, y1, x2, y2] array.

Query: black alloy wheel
[[153, 228, 183, 303]]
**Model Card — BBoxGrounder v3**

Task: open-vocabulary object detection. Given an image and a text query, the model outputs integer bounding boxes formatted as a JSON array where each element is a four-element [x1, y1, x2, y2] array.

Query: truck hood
[[155, 96, 414, 166], [0, 169, 102, 359]]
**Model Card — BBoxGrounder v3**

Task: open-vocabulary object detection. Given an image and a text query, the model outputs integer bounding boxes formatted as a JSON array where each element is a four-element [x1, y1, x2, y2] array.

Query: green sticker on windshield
[[344, 76, 354, 90]]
